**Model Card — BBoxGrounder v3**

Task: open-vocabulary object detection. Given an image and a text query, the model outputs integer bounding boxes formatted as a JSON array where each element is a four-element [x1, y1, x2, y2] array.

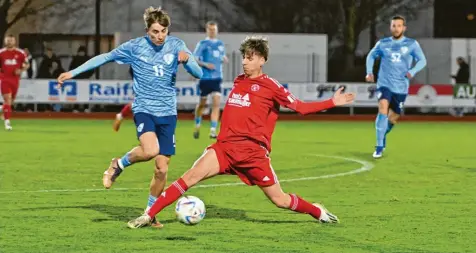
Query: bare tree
[[340, 0, 433, 70], [0, 0, 58, 45], [0, 0, 106, 46]]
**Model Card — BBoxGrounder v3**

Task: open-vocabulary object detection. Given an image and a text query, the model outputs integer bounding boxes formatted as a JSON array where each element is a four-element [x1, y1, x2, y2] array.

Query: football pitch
[[0, 119, 474, 253]]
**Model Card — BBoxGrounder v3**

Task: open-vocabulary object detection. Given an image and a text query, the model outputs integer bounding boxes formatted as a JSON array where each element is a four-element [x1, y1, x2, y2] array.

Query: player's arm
[[179, 41, 203, 79], [193, 41, 206, 66], [407, 41, 427, 78], [57, 41, 133, 84], [193, 41, 214, 70], [21, 61, 30, 71], [365, 41, 382, 82], [221, 42, 228, 63], [272, 80, 355, 115], [14, 52, 29, 76]]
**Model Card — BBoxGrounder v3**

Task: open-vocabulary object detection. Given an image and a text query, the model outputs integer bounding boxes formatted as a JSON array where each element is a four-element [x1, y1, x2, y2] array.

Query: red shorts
[[0, 78, 20, 100], [208, 140, 278, 187]]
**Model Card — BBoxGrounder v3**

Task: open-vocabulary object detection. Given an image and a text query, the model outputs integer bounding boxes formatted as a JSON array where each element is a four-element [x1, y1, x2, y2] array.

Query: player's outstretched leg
[[113, 102, 132, 132], [374, 96, 390, 158], [127, 148, 221, 228], [209, 92, 221, 139], [103, 132, 159, 188], [260, 183, 339, 223], [193, 97, 208, 139]]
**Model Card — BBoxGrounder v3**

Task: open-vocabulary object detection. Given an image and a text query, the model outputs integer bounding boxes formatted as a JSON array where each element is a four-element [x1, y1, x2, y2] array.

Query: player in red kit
[[112, 102, 132, 132], [0, 35, 29, 130], [112, 67, 134, 131], [127, 36, 355, 229]]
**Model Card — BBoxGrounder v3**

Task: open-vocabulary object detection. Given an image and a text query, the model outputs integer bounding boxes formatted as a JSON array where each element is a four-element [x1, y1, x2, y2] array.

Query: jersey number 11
[[153, 65, 164, 77]]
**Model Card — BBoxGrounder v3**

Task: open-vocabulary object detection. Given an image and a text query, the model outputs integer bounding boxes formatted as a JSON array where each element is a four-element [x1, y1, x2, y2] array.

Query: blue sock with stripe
[[210, 120, 218, 130], [118, 152, 131, 170], [195, 116, 202, 127], [146, 194, 157, 212], [375, 113, 388, 147]]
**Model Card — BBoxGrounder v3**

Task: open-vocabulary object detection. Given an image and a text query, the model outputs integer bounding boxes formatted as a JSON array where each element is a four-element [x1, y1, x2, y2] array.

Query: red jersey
[[0, 48, 26, 79], [217, 74, 335, 152]]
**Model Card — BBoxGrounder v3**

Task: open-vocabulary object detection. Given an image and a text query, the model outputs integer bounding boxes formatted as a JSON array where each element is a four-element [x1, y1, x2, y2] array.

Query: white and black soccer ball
[[175, 196, 206, 225]]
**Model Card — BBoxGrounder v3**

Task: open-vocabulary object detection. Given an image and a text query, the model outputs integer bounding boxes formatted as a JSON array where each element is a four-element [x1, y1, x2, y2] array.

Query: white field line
[[0, 154, 374, 194]]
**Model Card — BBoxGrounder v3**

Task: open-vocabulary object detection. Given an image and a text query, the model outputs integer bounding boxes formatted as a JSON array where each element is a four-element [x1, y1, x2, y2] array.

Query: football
[[175, 196, 206, 225]]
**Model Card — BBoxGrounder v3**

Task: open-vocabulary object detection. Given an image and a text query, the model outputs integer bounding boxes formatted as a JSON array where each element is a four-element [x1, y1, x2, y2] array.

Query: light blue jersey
[[366, 36, 427, 94], [71, 35, 202, 117], [193, 38, 226, 80]]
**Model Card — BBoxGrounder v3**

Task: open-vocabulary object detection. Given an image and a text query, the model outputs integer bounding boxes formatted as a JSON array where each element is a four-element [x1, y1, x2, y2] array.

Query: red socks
[[3, 104, 11, 120], [289, 194, 322, 220], [147, 178, 189, 218], [120, 103, 132, 117]]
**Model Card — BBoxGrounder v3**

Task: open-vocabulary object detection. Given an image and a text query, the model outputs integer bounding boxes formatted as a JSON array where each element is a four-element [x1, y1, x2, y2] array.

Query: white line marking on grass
[[0, 154, 373, 194]]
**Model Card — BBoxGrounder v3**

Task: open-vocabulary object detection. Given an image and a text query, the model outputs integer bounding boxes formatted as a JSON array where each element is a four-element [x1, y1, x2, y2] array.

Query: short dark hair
[[239, 36, 269, 61], [391, 15, 406, 25], [206, 20, 217, 26], [143, 6, 170, 29]]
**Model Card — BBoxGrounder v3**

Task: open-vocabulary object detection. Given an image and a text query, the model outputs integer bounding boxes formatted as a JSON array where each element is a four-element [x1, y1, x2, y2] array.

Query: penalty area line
[[0, 154, 374, 194]]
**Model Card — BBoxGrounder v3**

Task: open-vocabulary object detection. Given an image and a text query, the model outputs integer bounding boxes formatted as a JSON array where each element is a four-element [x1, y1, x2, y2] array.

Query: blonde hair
[[143, 6, 170, 29]]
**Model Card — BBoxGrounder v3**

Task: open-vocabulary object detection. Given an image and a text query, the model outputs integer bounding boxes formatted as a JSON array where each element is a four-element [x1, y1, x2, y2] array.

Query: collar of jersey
[[206, 37, 218, 42], [145, 35, 167, 51], [391, 36, 406, 43], [245, 74, 266, 80]]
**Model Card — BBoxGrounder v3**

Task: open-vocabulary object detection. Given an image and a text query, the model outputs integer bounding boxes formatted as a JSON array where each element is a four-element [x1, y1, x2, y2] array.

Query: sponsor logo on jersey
[[228, 93, 251, 107], [251, 84, 260, 91], [4, 59, 17, 65], [163, 53, 175, 65]]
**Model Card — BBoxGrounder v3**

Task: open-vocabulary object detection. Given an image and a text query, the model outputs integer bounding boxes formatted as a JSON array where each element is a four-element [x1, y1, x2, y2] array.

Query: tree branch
[[7, 0, 34, 28], [0, 0, 13, 21]]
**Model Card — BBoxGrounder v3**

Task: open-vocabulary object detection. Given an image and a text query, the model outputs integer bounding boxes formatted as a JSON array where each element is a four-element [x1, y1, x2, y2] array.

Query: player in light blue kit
[[193, 21, 228, 139], [366, 15, 426, 159], [57, 7, 202, 227]]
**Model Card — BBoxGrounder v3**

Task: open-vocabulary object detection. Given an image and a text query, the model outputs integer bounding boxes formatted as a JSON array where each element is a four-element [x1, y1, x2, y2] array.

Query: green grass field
[[0, 119, 475, 253]]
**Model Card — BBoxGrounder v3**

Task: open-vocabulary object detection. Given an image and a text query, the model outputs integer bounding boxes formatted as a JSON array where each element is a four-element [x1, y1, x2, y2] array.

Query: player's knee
[[198, 99, 207, 108], [2, 96, 12, 105], [153, 165, 168, 179], [211, 101, 220, 111], [388, 114, 400, 124], [154, 157, 169, 175], [143, 148, 159, 160]]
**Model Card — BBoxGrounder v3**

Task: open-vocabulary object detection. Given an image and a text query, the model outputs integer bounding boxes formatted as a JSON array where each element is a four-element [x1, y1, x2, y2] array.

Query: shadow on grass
[[24, 204, 309, 225]]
